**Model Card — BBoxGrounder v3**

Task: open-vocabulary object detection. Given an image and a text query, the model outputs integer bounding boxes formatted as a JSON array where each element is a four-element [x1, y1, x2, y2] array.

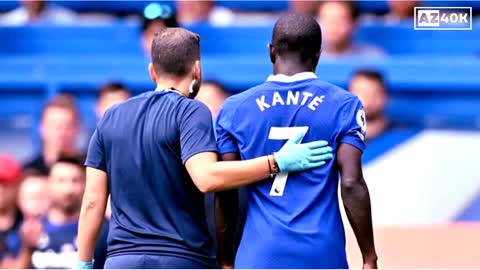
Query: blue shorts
[[104, 254, 217, 269]]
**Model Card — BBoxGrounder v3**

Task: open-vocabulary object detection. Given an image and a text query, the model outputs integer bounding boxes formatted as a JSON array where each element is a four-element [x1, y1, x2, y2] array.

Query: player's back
[[216, 73, 366, 268], [95, 91, 216, 266]]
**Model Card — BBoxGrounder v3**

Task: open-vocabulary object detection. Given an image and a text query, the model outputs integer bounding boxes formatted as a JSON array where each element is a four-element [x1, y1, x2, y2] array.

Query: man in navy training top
[[76, 27, 334, 269], [215, 14, 378, 269]]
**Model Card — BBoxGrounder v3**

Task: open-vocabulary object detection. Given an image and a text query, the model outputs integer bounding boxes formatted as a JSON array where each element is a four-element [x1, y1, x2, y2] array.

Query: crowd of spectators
[[0, 0, 399, 267]]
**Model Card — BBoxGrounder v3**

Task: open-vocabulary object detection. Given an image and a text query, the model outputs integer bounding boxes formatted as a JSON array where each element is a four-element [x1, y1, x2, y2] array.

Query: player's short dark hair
[[97, 82, 131, 99], [41, 94, 79, 121], [151, 28, 200, 77], [352, 69, 386, 89], [318, 1, 359, 20], [271, 13, 322, 63]]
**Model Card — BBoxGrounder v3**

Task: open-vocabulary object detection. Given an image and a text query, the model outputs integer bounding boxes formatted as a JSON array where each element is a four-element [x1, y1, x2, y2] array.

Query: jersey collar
[[266, 72, 317, 83]]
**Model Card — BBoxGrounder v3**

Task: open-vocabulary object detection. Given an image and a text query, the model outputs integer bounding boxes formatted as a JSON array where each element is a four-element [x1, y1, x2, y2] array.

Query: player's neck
[[273, 61, 314, 77], [155, 78, 191, 97]]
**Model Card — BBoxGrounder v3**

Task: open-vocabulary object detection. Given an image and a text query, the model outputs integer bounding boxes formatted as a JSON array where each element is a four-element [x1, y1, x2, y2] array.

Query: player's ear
[[148, 63, 157, 84], [193, 60, 202, 82], [268, 43, 276, 64]]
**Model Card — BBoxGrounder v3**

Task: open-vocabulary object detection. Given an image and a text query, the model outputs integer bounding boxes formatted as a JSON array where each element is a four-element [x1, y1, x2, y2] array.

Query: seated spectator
[[23, 94, 82, 175], [195, 81, 230, 119], [141, 3, 178, 57], [17, 170, 49, 218], [0, 154, 23, 267], [176, 0, 234, 26], [0, 0, 76, 26], [96, 82, 132, 119], [349, 69, 389, 141], [386, 0, 419, 22], [317, 1, 384, 58], [15, 156, 108, 269]]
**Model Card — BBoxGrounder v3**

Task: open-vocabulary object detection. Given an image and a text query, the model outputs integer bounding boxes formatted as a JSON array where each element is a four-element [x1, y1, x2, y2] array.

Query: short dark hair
[[48, 155, 85, 177], [97, 82, 131, 99], [55, 155, 85, 169], [352, 69, 386, 88], [41, 94, 79, 121], [22, 168, 48, 179], [318, 1, 359, 20], [151, 28, 200, 77], [271, 13, 322, 63]]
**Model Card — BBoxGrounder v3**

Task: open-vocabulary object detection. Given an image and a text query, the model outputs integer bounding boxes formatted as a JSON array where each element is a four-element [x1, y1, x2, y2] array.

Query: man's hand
[[274, 131, 333, 172], [20, 218, 43, 250]]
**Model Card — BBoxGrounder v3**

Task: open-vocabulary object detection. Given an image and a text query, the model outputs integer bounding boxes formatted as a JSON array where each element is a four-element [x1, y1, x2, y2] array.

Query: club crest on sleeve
[[356, 109, 367, 134]]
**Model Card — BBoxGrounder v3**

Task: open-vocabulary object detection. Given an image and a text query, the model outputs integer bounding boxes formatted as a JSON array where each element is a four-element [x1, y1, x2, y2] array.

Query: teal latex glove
[[274, 132, 333, 172], [76, 260, 93, 269]]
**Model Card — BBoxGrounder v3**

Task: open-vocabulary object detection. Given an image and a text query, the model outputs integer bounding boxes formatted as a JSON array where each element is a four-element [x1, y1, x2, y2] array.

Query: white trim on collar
[[266, 72, 317, 83]]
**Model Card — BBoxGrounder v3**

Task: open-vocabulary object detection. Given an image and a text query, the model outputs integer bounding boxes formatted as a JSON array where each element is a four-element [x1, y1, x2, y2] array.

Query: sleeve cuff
[[84, 160, 107, 172], [182, 148, 219, 164]]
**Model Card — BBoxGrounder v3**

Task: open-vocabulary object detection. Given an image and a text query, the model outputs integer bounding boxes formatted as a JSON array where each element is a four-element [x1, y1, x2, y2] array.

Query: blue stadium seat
[[356, 19, 480, 55], [189, 20, 480, 56], [1, 53, 479, 128], [0, 24, 142, 55], [0, 1, 16, 12], [0, 1, 173, 14], [356, 1, 480, 14], [216, 0, 288, 12]]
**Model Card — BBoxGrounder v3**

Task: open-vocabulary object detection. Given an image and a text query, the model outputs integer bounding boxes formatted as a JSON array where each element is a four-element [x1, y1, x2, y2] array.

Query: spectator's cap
[[142, 3, 178, 31], [0, 154, 22, 185]]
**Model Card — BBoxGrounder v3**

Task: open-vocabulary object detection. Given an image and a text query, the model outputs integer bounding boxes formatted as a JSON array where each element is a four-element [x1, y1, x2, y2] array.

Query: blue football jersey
[[216, 72, 366, 268], [31, 218, 108, 269]]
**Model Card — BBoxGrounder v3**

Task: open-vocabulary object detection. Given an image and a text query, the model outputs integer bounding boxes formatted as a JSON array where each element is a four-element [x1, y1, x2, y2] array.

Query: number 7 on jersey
[[268, 126, 309, 197]]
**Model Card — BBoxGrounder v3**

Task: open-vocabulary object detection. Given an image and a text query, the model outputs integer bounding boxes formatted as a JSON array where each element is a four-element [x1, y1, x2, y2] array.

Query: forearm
[[77, 197, 106, 262], [202, 156, 273, 192], [215, 190, 238, 266], [341, 177, 377, 263]]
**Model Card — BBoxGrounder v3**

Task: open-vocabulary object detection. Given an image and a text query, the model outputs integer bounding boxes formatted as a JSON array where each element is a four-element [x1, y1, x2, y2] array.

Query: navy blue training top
[[85, 90, 218, 266]]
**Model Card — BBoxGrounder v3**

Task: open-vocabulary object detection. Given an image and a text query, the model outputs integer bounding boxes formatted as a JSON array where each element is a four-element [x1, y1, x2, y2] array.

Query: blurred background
[[0, 0, 479, 268]]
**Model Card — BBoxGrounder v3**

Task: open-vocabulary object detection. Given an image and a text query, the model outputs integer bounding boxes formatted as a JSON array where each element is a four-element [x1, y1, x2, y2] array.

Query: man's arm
[[337, 143, 377, 269], [215, 152, 240, 268], [186, 133, 332, 193], [77, 167, 108, 265]]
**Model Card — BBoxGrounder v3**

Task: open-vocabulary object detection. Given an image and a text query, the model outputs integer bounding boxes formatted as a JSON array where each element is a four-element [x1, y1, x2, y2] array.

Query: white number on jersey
[[268, 126, 309, 197]]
